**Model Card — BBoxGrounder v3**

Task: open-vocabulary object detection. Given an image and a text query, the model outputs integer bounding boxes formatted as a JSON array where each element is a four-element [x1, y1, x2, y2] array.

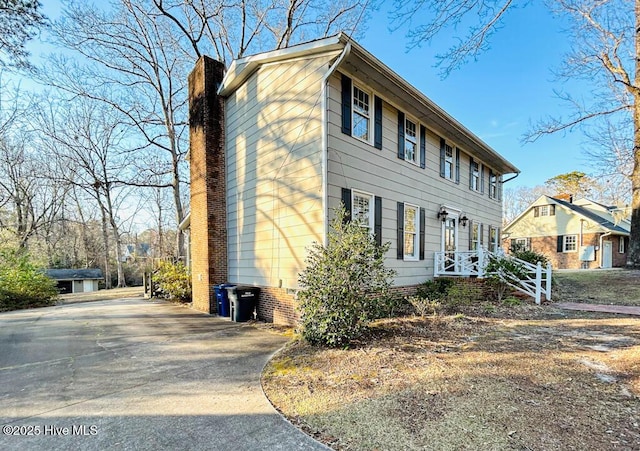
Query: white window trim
[[403, 203, 419, 261], [563, 234, 578, 253], [444, 143, 454, 180], [351, 83, 372, 145], [471, 222, 481, 251], [351, 189, 374, 234], [489, 226, 500, 253], [471, 161, 480, 192], [619, 237, 626, 253], [404, 116, 419, 165], [489, 172, 498, 199]]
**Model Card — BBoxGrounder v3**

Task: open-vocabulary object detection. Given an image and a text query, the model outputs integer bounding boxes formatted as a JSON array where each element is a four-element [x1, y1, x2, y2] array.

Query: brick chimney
[[188, 56, 227, 313]]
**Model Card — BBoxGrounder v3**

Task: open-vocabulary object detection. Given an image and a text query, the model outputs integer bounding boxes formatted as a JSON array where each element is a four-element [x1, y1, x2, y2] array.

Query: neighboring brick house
[[503, 195, 630, 269], [188, 33, 519, 325]]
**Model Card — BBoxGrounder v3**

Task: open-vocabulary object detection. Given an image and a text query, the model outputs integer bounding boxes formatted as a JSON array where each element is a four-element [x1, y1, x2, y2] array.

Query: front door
[[442, 216, 458, 272], [602, 240, 613, 268]]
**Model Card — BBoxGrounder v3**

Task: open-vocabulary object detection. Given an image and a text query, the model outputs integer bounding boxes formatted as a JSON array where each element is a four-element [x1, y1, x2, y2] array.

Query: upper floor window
[[470, 161, 480, 191], [444, 144, 454, 179], [404, 118, 417, 164], [534, 205, 556, 217], [352, 85, 370, 142], [352, 190, 374, 233], [404, 204, 419, 260], [489, 171, 497, 199]]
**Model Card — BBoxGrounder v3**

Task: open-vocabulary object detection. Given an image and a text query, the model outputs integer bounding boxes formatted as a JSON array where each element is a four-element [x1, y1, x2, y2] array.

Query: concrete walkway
[[556, 302, 640, 316], [0, 297, 328, 451]]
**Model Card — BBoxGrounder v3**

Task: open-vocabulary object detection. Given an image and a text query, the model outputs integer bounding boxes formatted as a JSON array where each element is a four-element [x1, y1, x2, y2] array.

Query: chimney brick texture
[[188, 56, 227, 313]]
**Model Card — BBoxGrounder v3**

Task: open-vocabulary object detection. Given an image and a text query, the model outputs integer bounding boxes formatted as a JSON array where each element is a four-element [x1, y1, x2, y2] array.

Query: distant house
[[45, 269, 103, 294], [121, 243, 152, 262], [503, 195, 630, 269]]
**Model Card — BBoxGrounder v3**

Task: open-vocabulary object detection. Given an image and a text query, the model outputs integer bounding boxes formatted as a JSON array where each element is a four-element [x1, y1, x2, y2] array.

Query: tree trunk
[[100, 203, 112, 289], [627, 1, 640, 268]]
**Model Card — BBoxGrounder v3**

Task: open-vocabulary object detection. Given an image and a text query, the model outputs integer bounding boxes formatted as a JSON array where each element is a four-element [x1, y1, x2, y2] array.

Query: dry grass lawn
[[262, 271, 640, 450]]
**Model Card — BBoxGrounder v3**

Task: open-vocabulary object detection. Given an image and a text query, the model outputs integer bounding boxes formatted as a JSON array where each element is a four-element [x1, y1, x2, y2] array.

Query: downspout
[[599, 231, 613, 268], [502, 172, 520, 184], [320, 42, 351, 246]]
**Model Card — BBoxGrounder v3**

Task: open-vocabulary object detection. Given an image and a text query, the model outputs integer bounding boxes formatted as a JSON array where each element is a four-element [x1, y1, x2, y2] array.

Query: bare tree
[[0, 0, 46, 69], [34, 94, 133, 288], [392, 0, 640, 267]]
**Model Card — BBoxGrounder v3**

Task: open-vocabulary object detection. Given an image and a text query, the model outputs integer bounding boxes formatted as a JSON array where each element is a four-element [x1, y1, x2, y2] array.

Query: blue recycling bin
[[214, 284, 235, 317]]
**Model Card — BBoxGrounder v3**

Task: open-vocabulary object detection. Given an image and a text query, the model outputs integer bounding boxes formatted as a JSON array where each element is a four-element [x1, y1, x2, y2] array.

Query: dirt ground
[[262, 272, 640, 451]]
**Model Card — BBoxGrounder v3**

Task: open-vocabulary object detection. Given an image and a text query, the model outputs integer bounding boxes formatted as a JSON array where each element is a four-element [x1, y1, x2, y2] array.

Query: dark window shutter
[[397, 202, 404, 260], [439, 137, 446, 177], [419, 207, 426, 260], [510, 238, 516, 252], [455, 148, 460, 184], [480, 164, 485, 193], [341, 74, 352, 135], [480, 223, 484, 245], [419, 125, 426, 169], [397, 111, 405, 160], [469, 157, 475, 190], [557, 235, 564, 252], [341, 188, 352, 223], [374, 196, 382, 246], [534, 206, 540, 217], [550, 204, 556, 216], [469, 221, 474, 250], [527, 238, 531, 251], [374, 96, 383, 149]]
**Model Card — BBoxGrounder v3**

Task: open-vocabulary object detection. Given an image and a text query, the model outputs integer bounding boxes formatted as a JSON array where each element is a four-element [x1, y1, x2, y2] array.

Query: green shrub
[[0, 249, 58, 311], [154, 260, 191, 302], [485, 255, 527, 302], [512, 249, 549, 266], [297, 207, 396, 347], [416, 278, 454, 300]]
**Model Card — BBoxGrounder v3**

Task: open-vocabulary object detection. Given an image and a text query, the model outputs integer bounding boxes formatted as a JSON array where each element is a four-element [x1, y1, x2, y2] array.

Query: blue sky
[[23, 1, 587, 192], [358, 3, 588, 191]]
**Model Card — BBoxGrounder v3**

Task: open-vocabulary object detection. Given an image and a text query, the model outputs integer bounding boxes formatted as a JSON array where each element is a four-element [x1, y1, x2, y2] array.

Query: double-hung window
[[471, 161, 480, 191], [563, 235, 577, 252], [489, 226, 500, 253], [352, 85, 370, 142], [403, 204, 419, 260], [489, 172, 498, 199], [620, 237, 626, 253], [470, 222, 482, 250], [444, 144, 454, 179], [404, 118, 417, 164], [352, 190, 374, 233]]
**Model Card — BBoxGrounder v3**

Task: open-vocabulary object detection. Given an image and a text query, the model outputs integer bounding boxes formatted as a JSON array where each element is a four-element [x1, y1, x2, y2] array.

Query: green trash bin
[[225, 286, 260, 322]]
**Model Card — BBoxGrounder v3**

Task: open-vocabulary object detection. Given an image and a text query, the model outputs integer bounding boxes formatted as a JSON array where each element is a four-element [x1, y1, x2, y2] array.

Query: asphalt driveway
[[0, 297, 327, 450]]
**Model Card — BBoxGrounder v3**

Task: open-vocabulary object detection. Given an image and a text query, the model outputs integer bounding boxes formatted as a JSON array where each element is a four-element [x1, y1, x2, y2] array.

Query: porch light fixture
[[460, 215, 469, 227], [437, 206, 449, 222]]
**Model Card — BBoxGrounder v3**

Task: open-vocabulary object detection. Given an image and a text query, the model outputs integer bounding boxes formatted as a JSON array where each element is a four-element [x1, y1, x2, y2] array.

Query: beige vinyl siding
[[326, 72, 503, 286], [226, 54, 334, 288]]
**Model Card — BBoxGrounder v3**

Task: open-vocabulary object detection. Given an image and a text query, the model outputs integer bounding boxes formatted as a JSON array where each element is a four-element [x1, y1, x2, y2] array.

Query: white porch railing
[[434, 250, 552, 304]]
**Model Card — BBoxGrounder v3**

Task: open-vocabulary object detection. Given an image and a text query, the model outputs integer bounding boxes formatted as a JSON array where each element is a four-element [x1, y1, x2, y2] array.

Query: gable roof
[[45, 269, 104, 281], [504, 195, 630, 235], [552, 197, 629, 234], [217, 33, 519, 176]]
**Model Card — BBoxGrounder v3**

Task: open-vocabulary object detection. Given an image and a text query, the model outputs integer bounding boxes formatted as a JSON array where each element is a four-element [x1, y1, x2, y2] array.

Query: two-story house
[[188, 33, 519, 325]]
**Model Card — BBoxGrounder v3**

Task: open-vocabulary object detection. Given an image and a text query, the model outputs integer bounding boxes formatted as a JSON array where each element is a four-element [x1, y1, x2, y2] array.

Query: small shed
[[45, 269, 103, 294]]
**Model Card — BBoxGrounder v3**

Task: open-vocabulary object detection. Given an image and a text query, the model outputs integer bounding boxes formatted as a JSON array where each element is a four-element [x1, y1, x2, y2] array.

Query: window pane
[[352, 193, 371, 227], [404, 233, 416, 256], [405, 207, 416, 232], [352, 86, 370, 141]]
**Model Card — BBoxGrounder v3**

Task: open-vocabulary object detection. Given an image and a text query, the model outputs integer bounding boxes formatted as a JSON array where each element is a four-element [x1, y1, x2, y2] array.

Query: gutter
[[320, 42, 351, 246]]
